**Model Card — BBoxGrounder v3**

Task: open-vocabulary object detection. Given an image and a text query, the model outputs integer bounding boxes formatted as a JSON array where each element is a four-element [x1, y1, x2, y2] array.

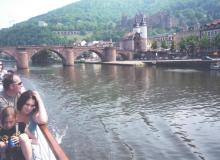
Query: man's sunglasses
[[14, 82, 22, 85]]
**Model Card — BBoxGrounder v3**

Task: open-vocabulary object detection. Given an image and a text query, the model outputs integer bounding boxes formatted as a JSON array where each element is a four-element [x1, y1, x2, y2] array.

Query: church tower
[[133, 16, 140, 34], [140, 15, 147, 39]]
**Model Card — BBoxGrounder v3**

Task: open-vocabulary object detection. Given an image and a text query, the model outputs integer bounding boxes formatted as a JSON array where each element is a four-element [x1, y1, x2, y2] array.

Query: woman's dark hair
[[1, 106, 16, 125], [17, 90, 39, 113]]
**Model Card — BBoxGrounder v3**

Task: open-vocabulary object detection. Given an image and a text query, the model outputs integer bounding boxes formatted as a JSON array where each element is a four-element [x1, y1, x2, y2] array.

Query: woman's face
[[3, 116, 16, 130], [21, 98, 36, 115]]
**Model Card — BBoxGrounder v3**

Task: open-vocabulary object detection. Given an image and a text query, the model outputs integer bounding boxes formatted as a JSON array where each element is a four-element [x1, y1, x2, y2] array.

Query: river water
[[16, 64, 220, 160]]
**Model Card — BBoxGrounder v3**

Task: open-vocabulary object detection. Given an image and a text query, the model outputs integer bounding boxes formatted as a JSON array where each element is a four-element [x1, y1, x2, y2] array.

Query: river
[[14, 64, 220, 160]]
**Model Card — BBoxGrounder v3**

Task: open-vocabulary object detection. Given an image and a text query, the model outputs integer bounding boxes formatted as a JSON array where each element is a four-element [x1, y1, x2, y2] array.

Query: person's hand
[[10, 136, 19, 145], [33, 91, 43, 103], [0, 141, 7, 149], [33, 91, 41, 99]]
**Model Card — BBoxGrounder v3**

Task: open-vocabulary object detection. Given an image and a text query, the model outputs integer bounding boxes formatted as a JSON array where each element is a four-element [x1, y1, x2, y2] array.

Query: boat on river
[[32, 123, 69, 160]]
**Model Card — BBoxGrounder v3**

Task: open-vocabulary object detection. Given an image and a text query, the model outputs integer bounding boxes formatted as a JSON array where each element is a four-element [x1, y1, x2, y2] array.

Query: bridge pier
[[63, 49, 74, 66], [16, 51, 29, 69], [103, 47, 116, 62]]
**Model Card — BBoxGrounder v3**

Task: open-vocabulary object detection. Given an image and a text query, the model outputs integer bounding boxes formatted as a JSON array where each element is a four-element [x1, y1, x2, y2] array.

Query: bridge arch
[[74, 49, 104, 61], [0, 50, 15, 58], [29, 48, 66, 65], [88, 49, 103, 59]]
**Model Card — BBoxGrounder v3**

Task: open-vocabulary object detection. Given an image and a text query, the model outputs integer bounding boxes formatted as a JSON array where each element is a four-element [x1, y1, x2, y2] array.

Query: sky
[[0, 0, 79, 29]]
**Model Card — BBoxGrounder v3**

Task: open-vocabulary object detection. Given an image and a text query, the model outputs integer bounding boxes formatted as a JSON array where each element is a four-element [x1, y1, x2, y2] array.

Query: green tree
[[213, 33, 220, 50], [179, 36, 199, 57], [161, 41, 168, 49], [199, 35, 210, 51], [170, 41, 176, 52], [151, 41, 158, 50], [179, 38, 187, 53]]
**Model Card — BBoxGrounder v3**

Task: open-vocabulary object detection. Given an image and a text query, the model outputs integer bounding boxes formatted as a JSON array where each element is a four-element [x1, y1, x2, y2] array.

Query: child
[[0, 106, 37, 160]]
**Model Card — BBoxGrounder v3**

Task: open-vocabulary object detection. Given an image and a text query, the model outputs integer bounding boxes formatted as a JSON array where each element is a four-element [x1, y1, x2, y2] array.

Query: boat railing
[[39, 124, 69, 160]]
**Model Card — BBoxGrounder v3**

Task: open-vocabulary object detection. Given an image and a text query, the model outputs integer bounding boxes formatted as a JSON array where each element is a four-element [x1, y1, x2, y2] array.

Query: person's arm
[[25, 127, 38, 144], [32, 91, 48, 125]]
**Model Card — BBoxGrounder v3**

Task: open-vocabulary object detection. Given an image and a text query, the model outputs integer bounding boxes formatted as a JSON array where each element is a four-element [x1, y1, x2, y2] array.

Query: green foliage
[[179, 36, 199, 55], [199, 36, 210, 50], [0, 0, 220, 45], [170, 41, 176, 51], [161, 41, 168, 49], [179, 38, 187, 52], [151, 41, 157, 49], [213, 33, 220, 49]]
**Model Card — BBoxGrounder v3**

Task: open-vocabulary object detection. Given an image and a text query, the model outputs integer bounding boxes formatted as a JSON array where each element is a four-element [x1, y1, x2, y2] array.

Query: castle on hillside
[[119, 15, 150, 52]]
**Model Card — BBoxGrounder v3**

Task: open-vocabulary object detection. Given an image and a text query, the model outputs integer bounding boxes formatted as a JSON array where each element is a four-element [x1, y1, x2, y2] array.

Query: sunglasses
[[14, 82, 22, 85]]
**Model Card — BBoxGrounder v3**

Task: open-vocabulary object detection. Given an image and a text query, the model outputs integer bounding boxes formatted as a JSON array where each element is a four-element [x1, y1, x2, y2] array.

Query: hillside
[[0, 0, 220, 46]]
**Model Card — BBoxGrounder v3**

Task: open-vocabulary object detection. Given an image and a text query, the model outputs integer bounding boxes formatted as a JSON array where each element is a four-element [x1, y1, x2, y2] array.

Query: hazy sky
[[0, 0, 79, 29]]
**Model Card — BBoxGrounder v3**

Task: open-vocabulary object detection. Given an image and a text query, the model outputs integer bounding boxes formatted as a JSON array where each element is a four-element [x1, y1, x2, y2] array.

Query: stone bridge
[[0, 45, 133, 69]]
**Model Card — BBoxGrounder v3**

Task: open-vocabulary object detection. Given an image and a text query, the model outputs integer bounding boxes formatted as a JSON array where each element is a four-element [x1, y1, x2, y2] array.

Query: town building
[[120, 15, 148, 52], [200, 19, 220, 40], [148, 33, 176, 50], [53, 30, 80, 36], [175, 29, 200, 48], [148, 12, 178, 29], [38, 21, 48, 27]]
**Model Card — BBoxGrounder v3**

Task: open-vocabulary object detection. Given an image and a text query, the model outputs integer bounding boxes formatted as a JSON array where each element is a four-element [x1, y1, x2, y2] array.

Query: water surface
[[18, 64, 220, 160]]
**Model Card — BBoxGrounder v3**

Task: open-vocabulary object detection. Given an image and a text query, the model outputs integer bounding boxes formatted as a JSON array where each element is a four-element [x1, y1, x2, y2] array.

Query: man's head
[[2, 73, 22, 94]]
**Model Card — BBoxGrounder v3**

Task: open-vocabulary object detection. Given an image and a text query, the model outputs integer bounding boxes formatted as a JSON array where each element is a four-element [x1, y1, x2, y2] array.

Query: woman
[[16, 90, 55, 159], [16, 90, 48, 131]]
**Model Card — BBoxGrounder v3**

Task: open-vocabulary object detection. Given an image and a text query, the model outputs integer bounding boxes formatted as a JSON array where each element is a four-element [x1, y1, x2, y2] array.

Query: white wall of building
[[140, 26, 147, 39]]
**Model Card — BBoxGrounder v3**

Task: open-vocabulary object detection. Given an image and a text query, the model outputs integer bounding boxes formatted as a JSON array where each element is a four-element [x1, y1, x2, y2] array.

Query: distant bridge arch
[[29, 48, 66, 64], [74, 49, 104, 61]]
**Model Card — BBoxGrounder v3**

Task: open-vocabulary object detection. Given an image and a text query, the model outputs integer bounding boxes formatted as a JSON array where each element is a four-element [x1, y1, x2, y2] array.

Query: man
[[0, 73, 23, 111]]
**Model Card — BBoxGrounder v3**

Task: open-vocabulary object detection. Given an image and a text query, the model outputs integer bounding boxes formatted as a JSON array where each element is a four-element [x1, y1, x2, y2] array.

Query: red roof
[[206, 19, 220, 26]]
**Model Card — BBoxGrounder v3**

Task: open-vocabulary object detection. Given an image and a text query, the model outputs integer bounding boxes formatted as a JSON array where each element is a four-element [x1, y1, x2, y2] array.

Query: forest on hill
[[0, 0, 220, 46]]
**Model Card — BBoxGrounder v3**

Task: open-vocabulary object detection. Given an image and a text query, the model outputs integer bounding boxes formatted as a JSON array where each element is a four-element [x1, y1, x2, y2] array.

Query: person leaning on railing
[[16, 90, 48, 159], [16, 90, 48, 132]]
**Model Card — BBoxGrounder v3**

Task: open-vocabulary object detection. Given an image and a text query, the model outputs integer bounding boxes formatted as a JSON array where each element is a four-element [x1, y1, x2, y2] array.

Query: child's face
[[3, 116, 16, 130]]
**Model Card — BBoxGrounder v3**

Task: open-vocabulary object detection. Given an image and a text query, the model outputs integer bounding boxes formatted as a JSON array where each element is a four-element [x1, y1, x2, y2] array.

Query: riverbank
[[76, 59, 220, 70], [76, 60, 145, 66]]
